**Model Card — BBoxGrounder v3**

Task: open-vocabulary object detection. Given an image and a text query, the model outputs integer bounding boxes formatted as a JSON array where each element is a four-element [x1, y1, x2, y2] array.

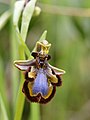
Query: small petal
[[14, 59, 36, 71]]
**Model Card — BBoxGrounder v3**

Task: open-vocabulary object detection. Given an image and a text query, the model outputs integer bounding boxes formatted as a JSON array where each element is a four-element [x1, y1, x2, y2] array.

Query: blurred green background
[[0, 0, 90, 120]]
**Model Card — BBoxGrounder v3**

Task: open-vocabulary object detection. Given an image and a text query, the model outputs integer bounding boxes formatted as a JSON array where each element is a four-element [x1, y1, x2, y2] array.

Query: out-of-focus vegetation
[[0, 0, 90, 120]]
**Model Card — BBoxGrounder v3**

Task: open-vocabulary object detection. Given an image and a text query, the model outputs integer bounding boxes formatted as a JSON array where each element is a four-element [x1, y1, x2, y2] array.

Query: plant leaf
[[21, 0, 37, 42], [0, 10, 11, 30], [13, 0, 25, 27]]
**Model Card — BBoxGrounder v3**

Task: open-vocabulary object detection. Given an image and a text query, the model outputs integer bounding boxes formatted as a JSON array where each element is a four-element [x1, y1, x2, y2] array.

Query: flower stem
[[29, 103, 40, 120], [14, 47, 25, 120]]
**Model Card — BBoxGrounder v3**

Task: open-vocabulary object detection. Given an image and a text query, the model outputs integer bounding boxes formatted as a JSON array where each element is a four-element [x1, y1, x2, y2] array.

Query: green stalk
[[10, 26, 19, 107], [10, 0, 19, 117], [14, 47, 25, 120], [30, 103, 40, 120]]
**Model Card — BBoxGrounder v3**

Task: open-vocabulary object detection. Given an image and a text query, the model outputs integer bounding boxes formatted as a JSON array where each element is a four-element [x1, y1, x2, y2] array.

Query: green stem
[[10, 0, 19, 117], [14, 74, 25, 120], [30, 103, 40, 120], [14, 46, 25, 120], [10, 26, 19, 107]]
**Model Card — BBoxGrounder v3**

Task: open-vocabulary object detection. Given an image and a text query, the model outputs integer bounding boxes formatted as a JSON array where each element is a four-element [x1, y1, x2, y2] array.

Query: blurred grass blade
[[0, 10, 11, 30], [13, 0, 25, 27], [0, 57, 5, 99], [21, 0, 37, 42], [0, 93, 8, 120], [0, 57, 10, 118], [0, 3, 9, 15]]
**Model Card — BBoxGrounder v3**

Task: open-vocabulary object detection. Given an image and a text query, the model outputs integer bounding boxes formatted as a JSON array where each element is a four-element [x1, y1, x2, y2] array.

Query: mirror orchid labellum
[[14, 40, 65, 104]]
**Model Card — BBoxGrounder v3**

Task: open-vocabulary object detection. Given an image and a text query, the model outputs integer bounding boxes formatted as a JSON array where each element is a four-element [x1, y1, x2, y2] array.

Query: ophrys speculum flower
[[14, 40, 65, 104]]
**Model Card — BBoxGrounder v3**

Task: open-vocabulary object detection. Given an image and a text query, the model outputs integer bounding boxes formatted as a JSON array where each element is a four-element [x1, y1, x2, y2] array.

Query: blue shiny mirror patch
[[33, 69, 48, 96]]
